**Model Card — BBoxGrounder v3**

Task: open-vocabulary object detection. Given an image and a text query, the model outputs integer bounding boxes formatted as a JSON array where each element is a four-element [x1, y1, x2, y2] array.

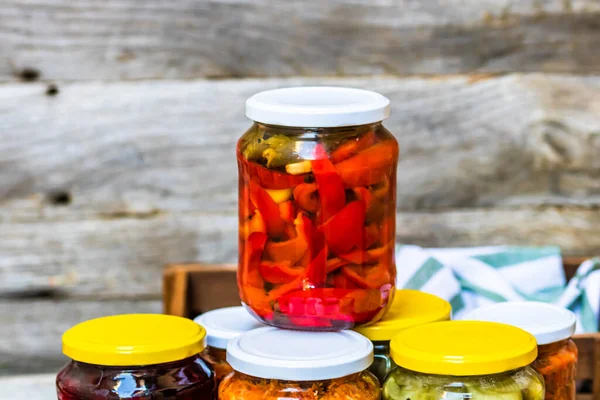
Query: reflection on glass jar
[[220, 326, 380, 400], [354, 289, 451, 383], [56, 314, 215, 400], [194, 306, 264, 385], [383, 321, 545, 400], [464, 301, 578, 400], [237, 87, 399, 331]]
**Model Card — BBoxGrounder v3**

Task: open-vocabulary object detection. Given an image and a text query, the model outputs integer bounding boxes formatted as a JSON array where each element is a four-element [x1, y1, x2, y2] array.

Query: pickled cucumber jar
[[195, 306, 263, 384], [56, 314, 215, 400], [220, 326, 380, 400], [237, 87, 399, 331], [464, 302, 578, 400], [353, 289, 451, 383], [383, 321, 545, 400]]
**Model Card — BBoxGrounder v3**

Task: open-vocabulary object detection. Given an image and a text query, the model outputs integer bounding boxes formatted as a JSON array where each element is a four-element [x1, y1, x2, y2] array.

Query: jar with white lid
[[464, 301, 578, 400], [237, 87, 399, 331], [219, 326, 380, 399], [353, 289, 452, 382], [194, 306, 263, 384]]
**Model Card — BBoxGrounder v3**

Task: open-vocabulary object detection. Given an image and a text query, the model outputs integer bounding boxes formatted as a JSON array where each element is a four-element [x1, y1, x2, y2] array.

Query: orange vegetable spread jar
[[220, 327, 380, 400], [237, 87, 399, 331], [465, 302, 578, 400], [195, 307, 263, 384]]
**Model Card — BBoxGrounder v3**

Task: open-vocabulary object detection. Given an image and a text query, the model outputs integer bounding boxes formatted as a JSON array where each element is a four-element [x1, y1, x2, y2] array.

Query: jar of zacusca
[[195, 306, 263, 384], [237, 87, 399, 331], [465, 301, 578, 400], [219, 327, 380, 399]]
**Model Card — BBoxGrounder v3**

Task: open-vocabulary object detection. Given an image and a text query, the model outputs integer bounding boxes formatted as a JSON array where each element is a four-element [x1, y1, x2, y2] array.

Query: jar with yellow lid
[[353, 289, 451, 382], [383, 321, 545, 400], [56, 314, 215, 400]]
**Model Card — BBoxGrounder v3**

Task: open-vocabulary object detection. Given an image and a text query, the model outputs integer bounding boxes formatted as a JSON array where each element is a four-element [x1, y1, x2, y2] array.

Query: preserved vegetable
[[383, 321, 545, 400], [465, 302, 578, 400], [238, 87, 398, 330], [221, 326, 379, 399]]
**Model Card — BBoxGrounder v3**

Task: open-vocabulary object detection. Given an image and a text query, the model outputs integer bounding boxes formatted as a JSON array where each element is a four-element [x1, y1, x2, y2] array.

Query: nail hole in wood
[[19, 67, 41, 82], [46, 84, 59, 96], [47, 191, 72, 206]]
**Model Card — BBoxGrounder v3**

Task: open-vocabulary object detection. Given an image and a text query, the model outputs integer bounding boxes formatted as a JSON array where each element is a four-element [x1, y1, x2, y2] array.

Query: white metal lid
[[226, 327, 374, 381], [462, 301, 577, 345], [245, 87, 390, 128], [194, 307, 264, 350]]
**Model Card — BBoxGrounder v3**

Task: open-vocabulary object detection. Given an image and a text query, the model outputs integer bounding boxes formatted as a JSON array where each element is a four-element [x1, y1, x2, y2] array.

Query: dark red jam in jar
[[56, 314, 215, 400]]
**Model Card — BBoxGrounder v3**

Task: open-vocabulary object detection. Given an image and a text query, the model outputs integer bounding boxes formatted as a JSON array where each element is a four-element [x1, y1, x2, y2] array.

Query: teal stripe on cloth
[[472, 247, 560, 268], [449, 293, 465, 315], [403, 258, 444, 290], [579, 294, 598, 332], [456, 277, 508, 303]]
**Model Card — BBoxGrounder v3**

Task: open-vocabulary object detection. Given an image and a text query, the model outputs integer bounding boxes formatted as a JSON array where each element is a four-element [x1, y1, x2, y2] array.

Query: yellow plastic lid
[[353, 289, 451, 341], [390, 321, 538, 376], [62, 314, 206, 366]]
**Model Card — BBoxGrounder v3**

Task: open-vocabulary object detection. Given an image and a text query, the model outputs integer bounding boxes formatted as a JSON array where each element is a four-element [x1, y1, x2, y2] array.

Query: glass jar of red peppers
[[237, 87, 399, 331], [194, 306, 264, 385], [464, 302, 578, 400], [56, 314, 215, 400]]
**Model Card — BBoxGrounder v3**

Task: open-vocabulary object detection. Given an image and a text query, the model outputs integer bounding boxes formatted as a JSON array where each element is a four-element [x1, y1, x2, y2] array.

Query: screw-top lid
[[194, 306, 264, 350], [353, 290, 451, 342], [390, 321, 538, 376], [462, 301, 577, 345], [227, 327, 373, 381], [62, 314, 206, 366], [246, 87, 390, 128]]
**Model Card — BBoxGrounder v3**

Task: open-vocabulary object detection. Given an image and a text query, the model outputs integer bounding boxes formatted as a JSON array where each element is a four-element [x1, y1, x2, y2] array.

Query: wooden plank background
[[1, 0, 599, 375]]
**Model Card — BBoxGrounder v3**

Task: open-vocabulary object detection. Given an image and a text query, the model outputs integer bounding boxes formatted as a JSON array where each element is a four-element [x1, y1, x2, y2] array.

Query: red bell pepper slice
[[326, 257, 350, 273], [278, 200, 296, 223], [335, 140, 398, 188], [363, 223, 380, 249], [241, 210, 266, 239], [240, 232, 268, 289], [342, 263, 392, 290], [240, 158, 305, 189], [305, 243, 328, 285], [264, 212, 310, 264], [249, 180, 285, 238], [319, 200, 366, 255], [330, 131, 376, 163], [292, 183, 319, 213], [339, 242, 392, 264], [311, 144, 346, 222], [259, 260, 304, 284]]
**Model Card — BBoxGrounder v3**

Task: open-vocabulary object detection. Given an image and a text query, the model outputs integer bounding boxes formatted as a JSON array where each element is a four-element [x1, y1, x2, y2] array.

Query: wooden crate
[[163, 258, 600, 399]]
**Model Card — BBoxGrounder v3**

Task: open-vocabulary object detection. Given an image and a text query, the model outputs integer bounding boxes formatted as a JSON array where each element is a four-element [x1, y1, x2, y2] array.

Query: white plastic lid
[[227, 327, 374, 381], [194, 307, 264, 350], [462, 302, 577, 345], [246, 87, 390, 128]]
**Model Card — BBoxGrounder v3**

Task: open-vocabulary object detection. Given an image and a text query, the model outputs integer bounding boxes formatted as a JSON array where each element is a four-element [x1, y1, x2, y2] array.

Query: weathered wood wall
[[1, 0, 599, 375]]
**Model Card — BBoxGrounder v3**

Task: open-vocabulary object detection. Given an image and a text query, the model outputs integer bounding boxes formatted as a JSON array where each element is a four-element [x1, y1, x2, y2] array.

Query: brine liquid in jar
[[237, 87, 399, 330]]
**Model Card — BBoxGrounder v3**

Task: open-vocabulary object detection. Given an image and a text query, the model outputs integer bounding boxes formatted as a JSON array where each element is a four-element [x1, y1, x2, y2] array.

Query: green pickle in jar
[[353, 289, 451, 383], [383, 321, 545, 400]]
